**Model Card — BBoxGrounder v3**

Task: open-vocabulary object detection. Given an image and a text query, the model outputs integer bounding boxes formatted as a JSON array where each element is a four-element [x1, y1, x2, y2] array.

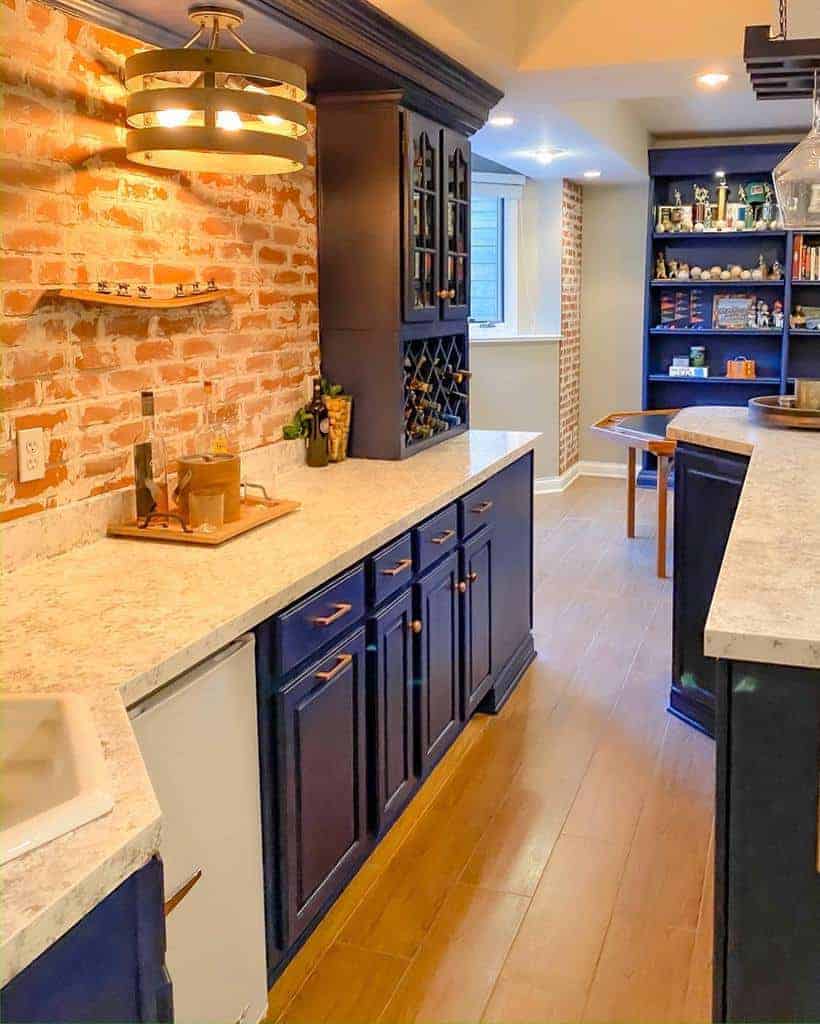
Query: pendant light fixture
[[773, 70, 820, 229], [124, 5, 308, 175]]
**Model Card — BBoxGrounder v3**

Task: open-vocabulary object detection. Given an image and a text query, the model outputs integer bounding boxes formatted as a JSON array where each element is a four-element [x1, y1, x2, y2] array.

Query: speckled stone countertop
[[0, 430, 537, 985], [667, 407, 820, 671]]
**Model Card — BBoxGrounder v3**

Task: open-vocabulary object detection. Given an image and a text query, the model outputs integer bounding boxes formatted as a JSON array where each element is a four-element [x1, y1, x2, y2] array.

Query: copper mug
[[794, 378, 820, 410]]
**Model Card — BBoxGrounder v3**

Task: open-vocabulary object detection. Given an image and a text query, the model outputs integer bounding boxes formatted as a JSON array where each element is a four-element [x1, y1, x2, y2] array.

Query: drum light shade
[[773, 72, 820, 230], [124, 5, 308, 175]]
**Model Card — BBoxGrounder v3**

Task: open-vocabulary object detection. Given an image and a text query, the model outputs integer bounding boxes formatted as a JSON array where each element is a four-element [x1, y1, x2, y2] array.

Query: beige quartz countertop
[[667, 407, 820, 671], [0, 429, 537, 986]]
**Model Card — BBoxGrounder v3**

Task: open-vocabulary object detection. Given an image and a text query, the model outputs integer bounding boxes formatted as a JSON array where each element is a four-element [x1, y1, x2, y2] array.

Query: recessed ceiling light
[[697, 72, 730, 88], [488, 115, 515, 127], [533, 147, 568, 164], [583, 170, 602, 178]]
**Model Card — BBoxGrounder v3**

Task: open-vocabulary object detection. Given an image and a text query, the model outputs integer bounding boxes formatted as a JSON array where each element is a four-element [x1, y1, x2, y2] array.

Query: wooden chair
[[590, 410, 679, 578]]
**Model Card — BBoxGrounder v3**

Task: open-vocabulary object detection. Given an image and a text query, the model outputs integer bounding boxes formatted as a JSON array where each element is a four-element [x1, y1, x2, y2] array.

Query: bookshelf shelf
[[640, 143, 820, 484], [650, 279, 784, 288]]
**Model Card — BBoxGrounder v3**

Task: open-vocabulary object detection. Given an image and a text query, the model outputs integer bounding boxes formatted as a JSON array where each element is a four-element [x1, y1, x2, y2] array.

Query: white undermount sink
[[1, 694, 113, 865]]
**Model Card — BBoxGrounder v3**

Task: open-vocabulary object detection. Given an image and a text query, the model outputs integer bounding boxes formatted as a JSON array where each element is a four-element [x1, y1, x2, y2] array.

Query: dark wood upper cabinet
[[441, 129, 471, 320], [402, 112, 442, 323]]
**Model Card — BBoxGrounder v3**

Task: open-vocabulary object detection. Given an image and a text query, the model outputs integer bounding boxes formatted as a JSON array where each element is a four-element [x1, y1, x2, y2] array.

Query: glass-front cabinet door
[[441, 130, 471, 321], [403, 112, 441, 322]]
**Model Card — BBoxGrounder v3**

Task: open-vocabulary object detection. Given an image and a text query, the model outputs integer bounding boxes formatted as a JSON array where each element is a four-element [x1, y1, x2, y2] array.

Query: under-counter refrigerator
[[130, 635, 268, 1024]]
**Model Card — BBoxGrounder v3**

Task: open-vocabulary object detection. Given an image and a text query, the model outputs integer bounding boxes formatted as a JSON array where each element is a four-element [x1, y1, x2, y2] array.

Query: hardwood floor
[[268, 477, 715, 1024]]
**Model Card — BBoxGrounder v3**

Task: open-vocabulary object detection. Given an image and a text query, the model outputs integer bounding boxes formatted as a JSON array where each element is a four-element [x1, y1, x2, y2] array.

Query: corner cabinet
[[0, 859, 171, 1024], [254, 452, 535, 986], [671, 442, 749, 736], [318, 93, 471, 460]]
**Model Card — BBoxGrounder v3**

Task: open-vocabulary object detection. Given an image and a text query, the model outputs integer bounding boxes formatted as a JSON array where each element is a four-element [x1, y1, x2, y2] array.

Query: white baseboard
[[534, 458, 633, 494]]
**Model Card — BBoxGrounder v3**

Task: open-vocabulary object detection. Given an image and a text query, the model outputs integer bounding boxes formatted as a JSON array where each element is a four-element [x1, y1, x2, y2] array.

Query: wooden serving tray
[[748, 395, 820, 430], [107, 497, 301, 546]]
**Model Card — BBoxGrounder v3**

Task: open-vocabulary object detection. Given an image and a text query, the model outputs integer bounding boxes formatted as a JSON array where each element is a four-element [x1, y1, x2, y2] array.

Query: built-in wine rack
[[403, 334, 470, 449]]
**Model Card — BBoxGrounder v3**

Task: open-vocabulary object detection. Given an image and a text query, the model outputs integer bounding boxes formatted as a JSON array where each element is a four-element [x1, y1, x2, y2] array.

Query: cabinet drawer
[[414, 504, 458, 573], [458, 476, 498, 540], [368, 533, 413, 607], [275, 565, 365, 676]]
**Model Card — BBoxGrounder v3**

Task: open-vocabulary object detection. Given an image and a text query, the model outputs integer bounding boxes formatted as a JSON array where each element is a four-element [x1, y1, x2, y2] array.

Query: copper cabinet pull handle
[[408, 619, 423, 634], [431, 528, 455, 545], [472, 500, 493, 514], [468, 571, 478, 583], [454, 580, 467, 593], [448, 289, 456, 299], [311, 602, 352, 627], [164, 868, 202, 917], [436, 288, 449, 299], [315, 653, 353, 681], [381, 558, 412, 577]]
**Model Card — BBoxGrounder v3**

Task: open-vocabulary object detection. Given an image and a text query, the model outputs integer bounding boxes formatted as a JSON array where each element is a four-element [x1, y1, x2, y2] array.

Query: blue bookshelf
[[640, 143, 820, 484]]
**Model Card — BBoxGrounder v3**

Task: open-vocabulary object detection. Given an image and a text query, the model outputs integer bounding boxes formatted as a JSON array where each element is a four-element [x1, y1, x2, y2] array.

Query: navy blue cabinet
[[415, 550, 462, 777], [672, 442, 749, 736], [277, 629, 368, 947], [480, 453, 535, 711], [461, 526, 493, 717], [367, 590, 417, 835], [1, 858, 171, 1024]]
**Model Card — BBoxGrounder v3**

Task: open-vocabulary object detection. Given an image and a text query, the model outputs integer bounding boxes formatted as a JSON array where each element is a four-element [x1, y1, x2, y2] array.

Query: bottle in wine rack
[[441, 365, 472, 386], [441, 412, 461, 427], [447, 389, 469, 402], [408, 377, 432, 393]]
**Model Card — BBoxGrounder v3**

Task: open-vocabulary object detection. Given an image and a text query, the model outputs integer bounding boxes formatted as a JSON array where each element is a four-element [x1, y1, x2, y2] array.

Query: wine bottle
[[408, 377, 432, 393], [134, 390, 169, 517], [441, 365, 472, 386], [305, 377, 330, 468]]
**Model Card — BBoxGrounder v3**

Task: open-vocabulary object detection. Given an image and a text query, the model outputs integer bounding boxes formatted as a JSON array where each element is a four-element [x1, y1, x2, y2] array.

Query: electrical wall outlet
[[17, 427, 45, 483]]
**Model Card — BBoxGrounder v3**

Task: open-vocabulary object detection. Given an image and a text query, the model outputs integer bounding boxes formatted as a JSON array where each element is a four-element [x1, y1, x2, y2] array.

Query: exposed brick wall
[[0, 0, 319, 523], [559, 179, 582, 476]]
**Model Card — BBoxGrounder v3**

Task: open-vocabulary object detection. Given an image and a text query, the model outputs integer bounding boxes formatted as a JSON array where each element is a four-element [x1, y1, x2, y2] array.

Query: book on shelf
[[792, 234, 820, 281]]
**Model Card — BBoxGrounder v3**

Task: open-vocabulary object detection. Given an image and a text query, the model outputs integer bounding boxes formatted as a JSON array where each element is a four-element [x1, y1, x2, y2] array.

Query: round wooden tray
[[748, 395, 820, 429]]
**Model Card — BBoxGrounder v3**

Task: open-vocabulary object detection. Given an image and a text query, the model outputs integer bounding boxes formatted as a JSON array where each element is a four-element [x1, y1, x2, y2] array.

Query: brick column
[[559, 180, 583, 476]]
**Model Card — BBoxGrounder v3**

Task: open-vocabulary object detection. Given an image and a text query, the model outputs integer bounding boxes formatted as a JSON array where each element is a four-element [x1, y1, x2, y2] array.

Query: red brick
[[135, 339, 174, 362], [157, 362, 197, 385], [3, 290, 40, 315], [8, 349, 64, 378], [108, 368, 154, 393], [14, 462, 66, 499], [1, 255, 33, 282], [75, 342, 119, 371], [258, 246, 286, 265], [153, 264, 196, 286], [81, 399, 132, 426], [1, 380, 37, 409]]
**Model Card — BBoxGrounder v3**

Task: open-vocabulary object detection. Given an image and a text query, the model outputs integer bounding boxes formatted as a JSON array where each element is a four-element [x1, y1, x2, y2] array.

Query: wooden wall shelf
[[57, 288, 241, 309]]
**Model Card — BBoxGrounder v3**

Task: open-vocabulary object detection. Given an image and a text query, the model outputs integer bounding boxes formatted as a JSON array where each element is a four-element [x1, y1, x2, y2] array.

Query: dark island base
[[714, 659, 820, 1023]]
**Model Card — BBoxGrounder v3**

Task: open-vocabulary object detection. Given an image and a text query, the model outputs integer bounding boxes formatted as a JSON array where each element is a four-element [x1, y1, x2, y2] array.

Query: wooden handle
[[381, 558, 412, 577], [472, 500, 493, 514], [311, 602, 352, 627], [315, 653, 353, 681], [455, 580, 467, 593], [408, 619, 423, 634], [164, 868, 202, 917], [431, 528, 455, 545]]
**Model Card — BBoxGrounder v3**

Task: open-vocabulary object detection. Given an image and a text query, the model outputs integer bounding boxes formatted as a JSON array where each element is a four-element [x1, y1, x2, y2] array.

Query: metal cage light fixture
[[124, 5, 308, 175]]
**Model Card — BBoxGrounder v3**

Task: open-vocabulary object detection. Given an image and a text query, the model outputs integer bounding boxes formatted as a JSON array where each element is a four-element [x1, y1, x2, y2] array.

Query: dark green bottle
[[305, 378, 330, 468]]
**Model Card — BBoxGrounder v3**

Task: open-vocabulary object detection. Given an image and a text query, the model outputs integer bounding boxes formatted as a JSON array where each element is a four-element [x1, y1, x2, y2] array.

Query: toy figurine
[[97, 280, 110, 294], [655, 253, 667, 279], [791, 305, 807, 328], [772, 300, 784, 329], [690, 266, 703, 279], [138, 285, 150, 299], [207, 279, 217, 292], [693, 183, 710, 227], [747, 307, 759, 328], [751, 255, 766, 281], [175, 283, 185, 298], [117, 282, 130, 297], [192, 281, 201, 294], [757, 301, 771, 329], [668, 258, 679, 279], [730, 264, 743, 279], [770, 260, 783, 280], [677, 262, 690, 280], [674, 189, 682, 206]]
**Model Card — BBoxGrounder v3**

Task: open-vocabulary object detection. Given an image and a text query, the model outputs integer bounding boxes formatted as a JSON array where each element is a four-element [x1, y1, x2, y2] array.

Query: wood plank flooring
[[268, 477, 715, 1024]]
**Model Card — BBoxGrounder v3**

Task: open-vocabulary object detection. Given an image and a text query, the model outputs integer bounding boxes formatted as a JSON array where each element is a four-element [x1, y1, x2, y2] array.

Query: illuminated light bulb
[[245, 84, 284, 127], [157, 108, 189, 128], [583, 170, 602, 178], [488, 115, 515, 127], [217, 109, 241, 131], [697, 72, 729, 88]]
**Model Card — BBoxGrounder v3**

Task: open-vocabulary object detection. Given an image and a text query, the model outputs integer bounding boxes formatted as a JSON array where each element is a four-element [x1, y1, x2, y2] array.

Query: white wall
[[470, 340, 560, 478], [580, 182, 649, 464], [518, 178, 563, 336]]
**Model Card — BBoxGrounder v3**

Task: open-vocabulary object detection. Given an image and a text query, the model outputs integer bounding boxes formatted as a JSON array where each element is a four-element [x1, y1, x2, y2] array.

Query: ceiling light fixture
[[488, 115, 515, 127], [583, 170, 602, 178], [697, 72, 730, 88], [124, 4, 308, 175], [773, 69, 820, 229], [533, 147, 568, 165]]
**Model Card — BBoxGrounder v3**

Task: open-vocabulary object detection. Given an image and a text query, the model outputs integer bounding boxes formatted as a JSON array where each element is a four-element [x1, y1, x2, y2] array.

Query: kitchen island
[[0, 429, 536, 1018], [667, 407, 819, 1024]]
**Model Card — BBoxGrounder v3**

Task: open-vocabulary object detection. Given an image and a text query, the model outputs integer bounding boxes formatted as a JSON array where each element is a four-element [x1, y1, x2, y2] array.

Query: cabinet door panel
[[368, 590, 417, 835], [402, 112, 441, 323], [462, 527, 493, 717], [441, 129, 471, 320], [672, 444, 748, 735], [278, 629, 367, 945], [415, 551, 461, 777]]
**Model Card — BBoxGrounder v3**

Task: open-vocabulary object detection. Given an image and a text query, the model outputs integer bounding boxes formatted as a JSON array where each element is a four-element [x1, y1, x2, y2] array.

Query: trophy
[[715, 173, 729, 228], [693, 184, 710, 228]]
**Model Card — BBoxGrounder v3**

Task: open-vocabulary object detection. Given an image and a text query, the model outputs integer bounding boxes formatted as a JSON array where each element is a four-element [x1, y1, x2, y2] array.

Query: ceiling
[[367, 0, 819, 183]]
